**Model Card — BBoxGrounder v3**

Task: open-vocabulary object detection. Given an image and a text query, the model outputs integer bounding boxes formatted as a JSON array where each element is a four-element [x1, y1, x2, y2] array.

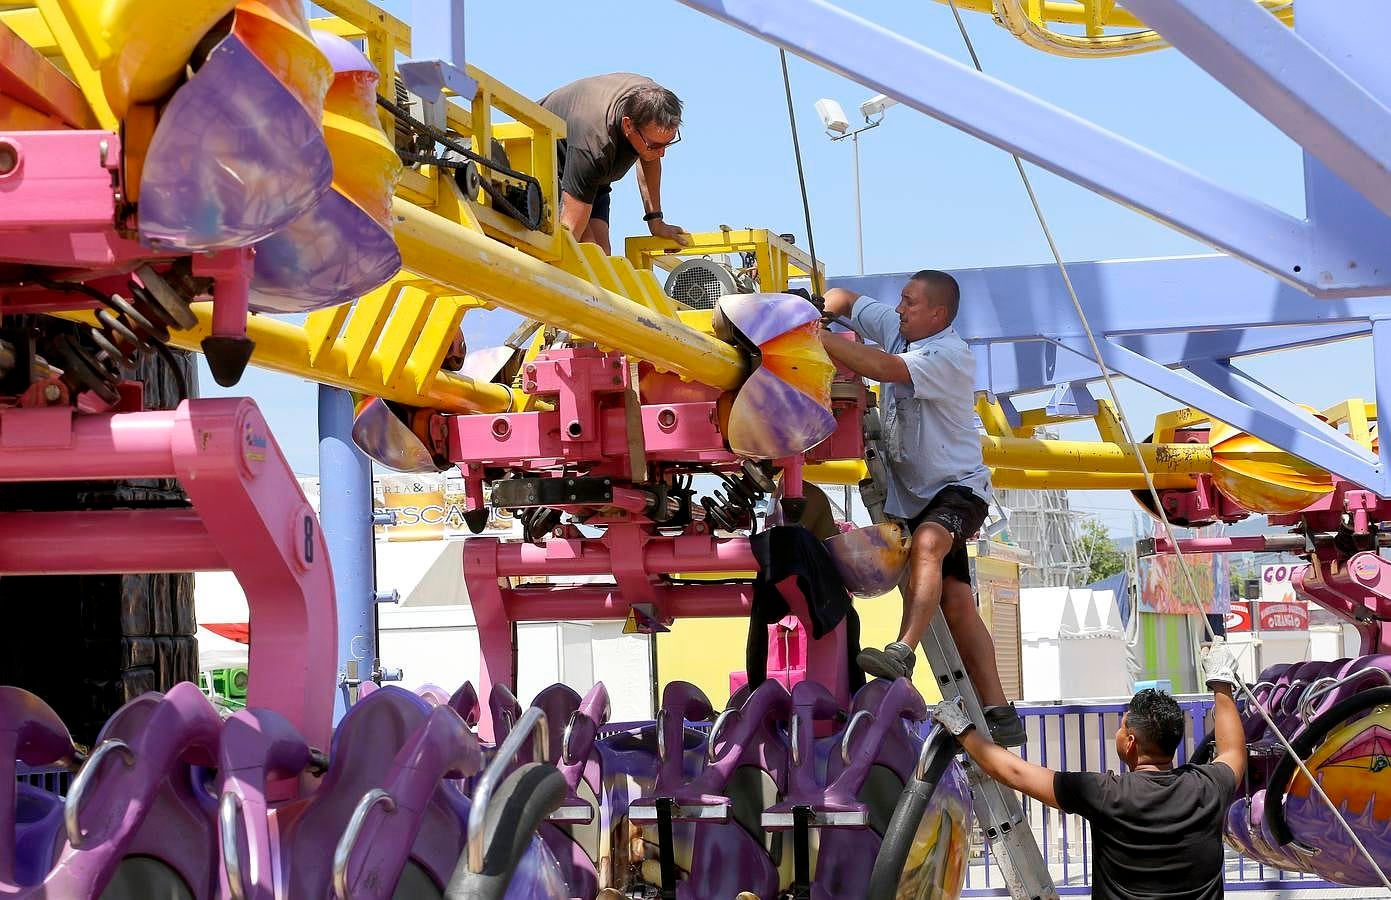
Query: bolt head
[[42, 384, 61, 402], [0, 142, 17, 177]]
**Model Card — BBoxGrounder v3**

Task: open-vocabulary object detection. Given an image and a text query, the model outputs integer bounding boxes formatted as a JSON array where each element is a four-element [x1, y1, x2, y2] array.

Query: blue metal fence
[[962, 698, 1337, 895]]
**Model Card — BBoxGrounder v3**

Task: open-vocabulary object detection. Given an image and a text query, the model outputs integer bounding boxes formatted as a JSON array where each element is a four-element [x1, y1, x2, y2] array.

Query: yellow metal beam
[[807, 458, 1190, 491], [991, 470, 1189, 491], [392, 196, 746, 390], [56, 304, 514, 414], [982, 434, 1211, 475]]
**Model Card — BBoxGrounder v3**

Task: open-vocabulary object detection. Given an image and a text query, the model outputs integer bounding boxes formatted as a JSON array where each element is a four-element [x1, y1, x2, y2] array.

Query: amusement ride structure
[[0, 0, 1390, 896]]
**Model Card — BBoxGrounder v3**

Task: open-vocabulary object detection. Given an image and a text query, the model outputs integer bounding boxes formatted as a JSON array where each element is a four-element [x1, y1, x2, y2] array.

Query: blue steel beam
[[831, 255, 1389, 492], [1374, 317, 1391, 477], [318, 386, 378, 721], [1182, 358, 1362, 460], [399, 0, 477, 100], [1125, 0, 1391, 224], [675, 0, 1391, 297], [1055, 337, 1384, 493], [975, 323, 1369, 399], [832, 255, 1381, 396]]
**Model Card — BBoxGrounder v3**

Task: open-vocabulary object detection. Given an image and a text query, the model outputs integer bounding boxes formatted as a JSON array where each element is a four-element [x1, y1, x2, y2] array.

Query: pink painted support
[[0, 400, 337, 748], [488, 532, 757, 576], [519, 348, 628, 460], [777, 580, 851, 711], [0, 130, 165, 272], [195, 248, 253, 345], [0, 131, 119, 229], [0, 509, 226, 573], [465, 525, 758, 740], [1296, 552, 1391, 654], [451, 400, 732, 469]]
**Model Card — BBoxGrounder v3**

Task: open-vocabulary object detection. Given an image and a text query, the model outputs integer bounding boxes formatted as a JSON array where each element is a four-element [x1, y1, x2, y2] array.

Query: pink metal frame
[[0, 129, 251, 347], [452, 347, 869, 739], [1158, 480, 1391, 655], [0, 399, 337, 747]]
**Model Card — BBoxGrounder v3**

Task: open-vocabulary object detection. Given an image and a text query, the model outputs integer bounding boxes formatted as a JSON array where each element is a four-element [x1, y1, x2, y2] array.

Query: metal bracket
[[490, 476, 615, 508]]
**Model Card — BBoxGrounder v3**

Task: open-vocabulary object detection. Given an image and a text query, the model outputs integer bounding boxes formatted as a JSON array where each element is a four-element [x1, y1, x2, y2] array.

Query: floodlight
[[815, 98, 850, 134]]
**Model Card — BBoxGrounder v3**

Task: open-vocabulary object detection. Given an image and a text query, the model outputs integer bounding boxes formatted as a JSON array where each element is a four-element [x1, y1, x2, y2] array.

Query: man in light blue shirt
[[820, 270, 1024, 746]]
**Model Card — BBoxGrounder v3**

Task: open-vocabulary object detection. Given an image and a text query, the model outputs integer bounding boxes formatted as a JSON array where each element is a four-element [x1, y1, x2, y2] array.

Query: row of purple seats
[[1222, 655, 1391, 886], [613, 677, 972, 900], [0, 682, 575, 898]]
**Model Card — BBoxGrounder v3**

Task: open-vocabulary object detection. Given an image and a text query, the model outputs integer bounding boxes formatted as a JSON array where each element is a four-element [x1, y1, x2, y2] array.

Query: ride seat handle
[[0, 687, 77, 885], [334, 705, 481, 900], [217, 709, 313, 900]]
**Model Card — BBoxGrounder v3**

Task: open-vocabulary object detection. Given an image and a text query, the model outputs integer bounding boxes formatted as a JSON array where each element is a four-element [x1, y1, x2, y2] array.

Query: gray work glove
[[1201, 637, 1241, 692], [929, 699, 976, 737]]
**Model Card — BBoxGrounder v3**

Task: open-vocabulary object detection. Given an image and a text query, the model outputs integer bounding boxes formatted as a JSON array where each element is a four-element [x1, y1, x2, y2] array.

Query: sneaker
[[984, 704, 1027, 747], [857, 641, 916, 680]]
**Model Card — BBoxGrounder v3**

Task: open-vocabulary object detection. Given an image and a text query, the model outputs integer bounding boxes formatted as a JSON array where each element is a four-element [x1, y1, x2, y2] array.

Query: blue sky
[[204, 1, 1374, 535]]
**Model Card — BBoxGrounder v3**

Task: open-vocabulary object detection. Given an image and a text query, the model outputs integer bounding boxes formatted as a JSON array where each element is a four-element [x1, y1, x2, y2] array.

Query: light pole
[[815, 94, 898, 275]]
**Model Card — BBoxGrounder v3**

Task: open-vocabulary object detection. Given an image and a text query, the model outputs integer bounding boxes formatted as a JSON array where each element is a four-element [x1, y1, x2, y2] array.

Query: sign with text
[[1260, 564, 1301, 602], [1258, 601, 1310, 631], [373, 476, 513, 542], [1256, 564, 1310, 631]]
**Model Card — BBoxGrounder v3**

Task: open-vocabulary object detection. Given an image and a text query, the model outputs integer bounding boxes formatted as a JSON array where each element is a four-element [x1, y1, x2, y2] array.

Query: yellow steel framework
[[933, 0, 1293, 58]]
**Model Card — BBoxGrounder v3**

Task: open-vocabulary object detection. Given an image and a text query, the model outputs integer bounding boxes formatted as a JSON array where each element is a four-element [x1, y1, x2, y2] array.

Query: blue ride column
[[317, 385, 377, 722]]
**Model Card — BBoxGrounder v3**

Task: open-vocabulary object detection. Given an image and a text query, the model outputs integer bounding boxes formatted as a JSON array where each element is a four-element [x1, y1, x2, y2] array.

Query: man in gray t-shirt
[[539, 73, 690, 254], [821, 270, 1024, 746]]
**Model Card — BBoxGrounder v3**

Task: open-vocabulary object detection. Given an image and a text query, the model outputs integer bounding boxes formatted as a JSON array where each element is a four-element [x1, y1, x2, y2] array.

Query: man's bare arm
[[959, 728, 1061, 809], [820, 331, 910, 384], [560, 190, 593, 242], [636, 160, 689, 245], [822, 287, 859, 319], [1211, 684, 1247, 783]]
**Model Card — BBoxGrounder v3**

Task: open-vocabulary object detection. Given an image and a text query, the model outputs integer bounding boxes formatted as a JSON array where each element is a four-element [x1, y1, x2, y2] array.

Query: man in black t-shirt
[[931, 641, 1248, 899], [539, 74, 690, 254]]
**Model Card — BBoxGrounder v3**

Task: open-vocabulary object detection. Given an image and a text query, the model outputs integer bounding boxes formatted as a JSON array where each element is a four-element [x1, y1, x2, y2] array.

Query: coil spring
[[39, 274, 194, 406]]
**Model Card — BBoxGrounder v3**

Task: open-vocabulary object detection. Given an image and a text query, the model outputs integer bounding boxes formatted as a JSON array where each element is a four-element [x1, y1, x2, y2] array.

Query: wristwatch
[[643, 210, 664, 222]]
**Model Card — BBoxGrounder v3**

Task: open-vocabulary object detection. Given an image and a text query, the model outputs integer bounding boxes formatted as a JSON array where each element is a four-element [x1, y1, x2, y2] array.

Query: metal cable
[[944, 0, 1391, 890], [777, 50, 823, 300]]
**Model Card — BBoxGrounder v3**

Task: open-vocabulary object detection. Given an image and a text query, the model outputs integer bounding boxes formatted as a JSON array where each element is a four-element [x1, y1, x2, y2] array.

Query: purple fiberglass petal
[[351, 397, 440, 473], [138, 34, 332, 251], [824, 523, 911, 599], [311, 29, 376, 74], [725, 366, 837, 460], [717, 293, 820, 347], [249, 187, 401, 313]]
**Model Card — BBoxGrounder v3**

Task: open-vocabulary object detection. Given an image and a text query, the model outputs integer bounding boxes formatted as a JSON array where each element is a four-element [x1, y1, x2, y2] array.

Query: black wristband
[[643, 210, 664, 222]]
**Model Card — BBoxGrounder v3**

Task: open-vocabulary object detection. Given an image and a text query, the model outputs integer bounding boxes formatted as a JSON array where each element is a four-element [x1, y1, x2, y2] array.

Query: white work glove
[[1201, 637, 1241, 692], [929, 699, 976, 738]]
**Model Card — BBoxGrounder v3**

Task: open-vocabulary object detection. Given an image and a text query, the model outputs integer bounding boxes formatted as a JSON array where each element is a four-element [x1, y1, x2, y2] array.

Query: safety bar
[[1277, 680, 1308, 716], [218, 792, 250, 900], [64, 738, 135, 847], [1299, 667, 1391, 722], [332, 788, 397, 899], [560, 710, 582, 766], [467, 705, 549, 874], [706, 708, 740, 764], [840, 710, 875, 766]]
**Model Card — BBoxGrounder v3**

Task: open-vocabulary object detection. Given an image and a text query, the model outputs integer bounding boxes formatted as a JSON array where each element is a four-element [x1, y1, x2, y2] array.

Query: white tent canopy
[[1021, 586, 1133, 701]]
